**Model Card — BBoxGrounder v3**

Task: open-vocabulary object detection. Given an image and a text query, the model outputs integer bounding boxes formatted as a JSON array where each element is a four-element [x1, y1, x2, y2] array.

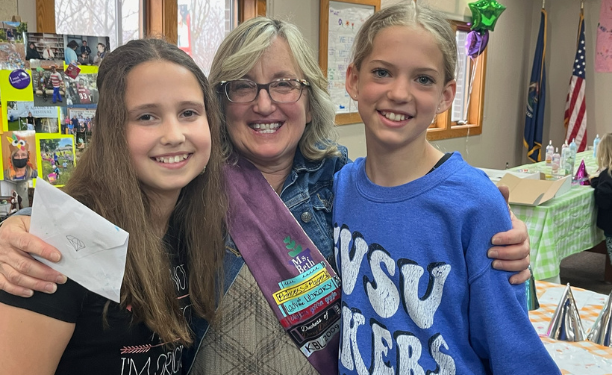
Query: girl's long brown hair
[[62, 38, 227, 345]]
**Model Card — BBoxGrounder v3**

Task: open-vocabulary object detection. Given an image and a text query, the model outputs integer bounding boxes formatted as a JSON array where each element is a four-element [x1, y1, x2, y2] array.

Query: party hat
[[574, 159, 590, 185], [546, 283, 585, 341], [586, 291, 612, 347], [525, 270, 540, 311]]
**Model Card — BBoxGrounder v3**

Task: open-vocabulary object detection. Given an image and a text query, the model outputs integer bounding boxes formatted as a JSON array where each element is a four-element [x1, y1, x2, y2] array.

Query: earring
[[200, 167, 206, 175]]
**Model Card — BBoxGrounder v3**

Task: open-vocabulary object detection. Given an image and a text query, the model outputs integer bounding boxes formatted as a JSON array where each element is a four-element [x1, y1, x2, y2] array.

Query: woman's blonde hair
[[351, 1, 457, 84], [209, 17, 339, 161], [597, 133, 612, 176], [63, 38, 227, 346]]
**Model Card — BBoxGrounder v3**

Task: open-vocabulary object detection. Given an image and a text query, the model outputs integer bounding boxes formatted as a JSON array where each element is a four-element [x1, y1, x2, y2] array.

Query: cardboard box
[[478, 168, 541, 183], [496, 173, 572, 206]]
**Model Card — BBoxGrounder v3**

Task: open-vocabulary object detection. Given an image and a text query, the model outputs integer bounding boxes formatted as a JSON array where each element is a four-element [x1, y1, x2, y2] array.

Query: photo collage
[[0, 24, 109, 187]]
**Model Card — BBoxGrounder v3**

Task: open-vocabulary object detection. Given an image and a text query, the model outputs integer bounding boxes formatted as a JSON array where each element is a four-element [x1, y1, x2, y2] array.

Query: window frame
[[37, 0, 262, 42], [37, 0, 175, 42], [238, 0, 266, 22], [427, 21, 487, 141]]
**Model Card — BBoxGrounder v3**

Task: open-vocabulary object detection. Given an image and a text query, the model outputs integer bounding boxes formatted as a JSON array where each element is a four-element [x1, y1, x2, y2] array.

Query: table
[[530, 280, 612, 374], [508, 151, 605, 281]]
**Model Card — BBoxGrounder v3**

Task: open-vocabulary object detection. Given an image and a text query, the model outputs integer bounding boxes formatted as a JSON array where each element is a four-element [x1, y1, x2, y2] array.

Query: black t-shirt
[[0, 227, 192, 375]]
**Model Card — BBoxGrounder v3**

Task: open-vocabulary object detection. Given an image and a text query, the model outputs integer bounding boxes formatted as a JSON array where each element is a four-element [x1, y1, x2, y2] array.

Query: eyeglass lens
[[226, 80, 304, 103]]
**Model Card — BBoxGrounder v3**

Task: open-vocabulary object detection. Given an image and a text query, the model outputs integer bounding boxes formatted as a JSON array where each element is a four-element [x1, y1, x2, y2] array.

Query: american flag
[[564, 9, 587, 151]]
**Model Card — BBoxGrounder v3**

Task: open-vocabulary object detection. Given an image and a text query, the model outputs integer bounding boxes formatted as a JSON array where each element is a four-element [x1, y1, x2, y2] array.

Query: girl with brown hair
[[0, 38, 227, 374]]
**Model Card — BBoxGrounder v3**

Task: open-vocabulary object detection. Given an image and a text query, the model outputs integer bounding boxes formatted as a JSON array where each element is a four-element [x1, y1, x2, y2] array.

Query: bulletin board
[[319, 0, 380, 125], [0, 24, 105, 185]]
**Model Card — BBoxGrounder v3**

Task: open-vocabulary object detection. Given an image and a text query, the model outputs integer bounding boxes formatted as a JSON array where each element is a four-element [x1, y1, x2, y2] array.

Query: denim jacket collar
[[291, 147, 326, 173]]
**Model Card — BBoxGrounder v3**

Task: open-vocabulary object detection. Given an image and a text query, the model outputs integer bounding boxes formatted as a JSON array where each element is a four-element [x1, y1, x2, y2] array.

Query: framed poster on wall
[[319, 0, 380, 125]]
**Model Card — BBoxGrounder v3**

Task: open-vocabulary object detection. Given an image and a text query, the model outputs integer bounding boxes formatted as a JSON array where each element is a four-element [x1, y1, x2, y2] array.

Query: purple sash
[[224, 156, 341, 375]]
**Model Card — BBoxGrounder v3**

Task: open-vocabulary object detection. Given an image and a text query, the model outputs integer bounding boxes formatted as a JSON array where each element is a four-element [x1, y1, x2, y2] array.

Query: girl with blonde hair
[[335, 2, 558, 373]]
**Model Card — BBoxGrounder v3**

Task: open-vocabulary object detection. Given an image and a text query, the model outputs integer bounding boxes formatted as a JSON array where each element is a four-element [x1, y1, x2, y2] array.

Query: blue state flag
[[524, 9, 547, 162]]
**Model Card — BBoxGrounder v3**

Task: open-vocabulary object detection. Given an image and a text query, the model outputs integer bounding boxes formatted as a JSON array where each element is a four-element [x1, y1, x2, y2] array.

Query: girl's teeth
[[384, 112, 406, 121], [156, 154, 188, 164]]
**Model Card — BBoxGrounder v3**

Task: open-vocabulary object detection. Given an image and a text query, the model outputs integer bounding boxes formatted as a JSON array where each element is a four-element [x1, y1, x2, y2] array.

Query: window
[[54, 0, 143, 50], [427, 21, 487, 141], [176, 0, 266, 75], [177, 0, 238, 75], [38, 0, 260, 74], [37, 0, 183, 46]]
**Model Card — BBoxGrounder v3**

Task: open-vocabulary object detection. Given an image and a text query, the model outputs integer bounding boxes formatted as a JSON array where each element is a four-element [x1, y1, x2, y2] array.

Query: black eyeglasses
[[219, 78, 310, 103]]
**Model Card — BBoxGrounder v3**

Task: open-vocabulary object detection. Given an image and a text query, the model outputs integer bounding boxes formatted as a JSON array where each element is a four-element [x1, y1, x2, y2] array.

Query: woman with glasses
[[0, 17, 531, 375]]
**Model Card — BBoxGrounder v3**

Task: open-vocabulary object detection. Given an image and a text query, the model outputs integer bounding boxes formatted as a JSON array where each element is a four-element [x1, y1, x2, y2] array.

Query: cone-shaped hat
[[546, 283, 585, 341], [526, 271, 540, 311], [586, 291, 612, 347], [574, 159, 590, 186]]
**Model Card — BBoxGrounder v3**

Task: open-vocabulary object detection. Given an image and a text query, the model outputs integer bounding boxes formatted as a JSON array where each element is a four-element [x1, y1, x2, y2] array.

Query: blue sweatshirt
[[333, 153, 559, 375]]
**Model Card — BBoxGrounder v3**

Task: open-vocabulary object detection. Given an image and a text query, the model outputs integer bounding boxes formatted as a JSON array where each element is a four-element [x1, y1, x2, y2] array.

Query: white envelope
[[30, 178, 129, 302]]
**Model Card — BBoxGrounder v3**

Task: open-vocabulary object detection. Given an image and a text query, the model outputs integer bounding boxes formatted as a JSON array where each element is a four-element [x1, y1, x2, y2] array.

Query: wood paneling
[[146, 0, 177, 43], [239, 0, 266, 23], [257, 0, 266, 16], [36, 0, 55, 33]]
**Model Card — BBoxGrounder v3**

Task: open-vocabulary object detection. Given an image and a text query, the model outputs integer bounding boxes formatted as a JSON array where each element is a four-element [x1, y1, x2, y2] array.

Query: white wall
[[1, 0, 35, 30], [0, 0, 18, 21], [17, 0, 36, 31]]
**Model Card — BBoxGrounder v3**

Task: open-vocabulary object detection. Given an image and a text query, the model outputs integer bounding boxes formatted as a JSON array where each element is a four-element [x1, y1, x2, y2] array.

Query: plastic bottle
[[569, 138, 578, 159], [568, 138, 577, 175], [561, 140, 568, 160], [558, 141, 568, 174], [552, 147, 560, 175], [545, 140, 554, 167], [561, 145, 571, 176], [564, 145, 575, 176], [594, 134, 600, 158]]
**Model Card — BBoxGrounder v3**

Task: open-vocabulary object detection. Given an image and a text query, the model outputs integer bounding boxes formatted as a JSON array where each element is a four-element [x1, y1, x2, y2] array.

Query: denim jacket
[[227, 145, 349, 259], [184, 145, 350, 373]]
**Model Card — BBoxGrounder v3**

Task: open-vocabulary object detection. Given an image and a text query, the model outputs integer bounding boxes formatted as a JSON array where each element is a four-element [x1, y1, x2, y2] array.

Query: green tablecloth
[[508, 151, 604, 280]]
